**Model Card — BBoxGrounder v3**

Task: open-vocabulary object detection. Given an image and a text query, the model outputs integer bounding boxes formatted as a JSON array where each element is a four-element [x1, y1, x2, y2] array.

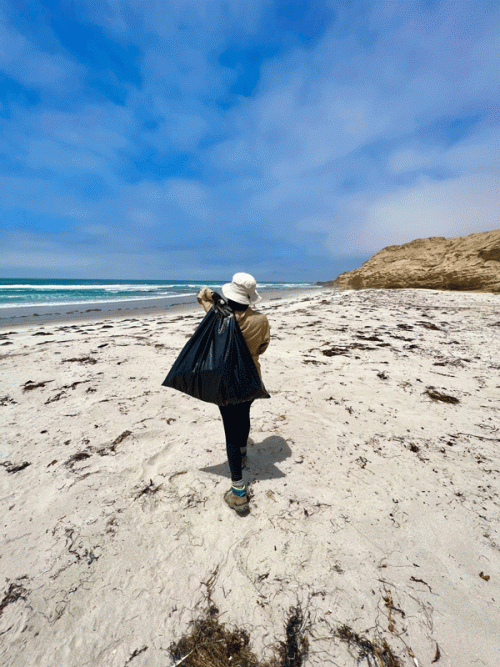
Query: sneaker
[[224, 489, 249, 514]]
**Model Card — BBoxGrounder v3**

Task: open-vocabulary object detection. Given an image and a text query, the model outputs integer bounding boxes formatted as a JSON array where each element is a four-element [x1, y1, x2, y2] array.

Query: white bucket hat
[[222, 272, 262, 305]]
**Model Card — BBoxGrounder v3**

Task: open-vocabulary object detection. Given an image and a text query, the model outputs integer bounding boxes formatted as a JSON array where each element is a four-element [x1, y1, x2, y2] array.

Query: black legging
[[218, 401, 252, 482]]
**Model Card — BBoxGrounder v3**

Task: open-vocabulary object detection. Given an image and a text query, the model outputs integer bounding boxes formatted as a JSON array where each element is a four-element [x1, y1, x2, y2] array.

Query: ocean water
[[0, 278, 317, 309]]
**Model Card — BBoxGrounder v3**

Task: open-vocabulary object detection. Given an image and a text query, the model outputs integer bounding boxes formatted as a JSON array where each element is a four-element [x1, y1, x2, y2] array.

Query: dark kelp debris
[[432, 643, 441, 663], [23, 380, 53, 391], [0, 395, 17, 406], [0, 581, 29, 618], [62, 356, 97, 364], [134, 479, 162, 499], [98, 430, 133, 455], [1, 461, 31, 473], [336, 625, 401, 667], [64, 451, 91, 468], [112, 430, 132, 446], [124, 646, 148, 665], [424, 388, 460, 404], [169, 604, 309, 667]]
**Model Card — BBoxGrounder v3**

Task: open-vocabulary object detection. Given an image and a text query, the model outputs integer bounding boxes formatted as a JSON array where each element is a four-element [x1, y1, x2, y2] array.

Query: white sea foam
[[0, 292, 198, 309]]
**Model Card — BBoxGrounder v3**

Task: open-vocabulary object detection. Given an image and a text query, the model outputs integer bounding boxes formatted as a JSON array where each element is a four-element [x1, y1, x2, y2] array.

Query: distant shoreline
[[0, 286, 323, 328]]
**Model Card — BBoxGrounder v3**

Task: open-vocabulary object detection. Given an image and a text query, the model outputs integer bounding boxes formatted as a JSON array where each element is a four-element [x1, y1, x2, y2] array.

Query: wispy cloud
[[0, 0, 498, 279]]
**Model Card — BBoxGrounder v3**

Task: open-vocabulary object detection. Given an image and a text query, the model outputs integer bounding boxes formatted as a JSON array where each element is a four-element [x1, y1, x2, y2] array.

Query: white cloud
[[0, 20, 83, 89], [126, 207, 157, 226], [356, 174, 500, 252], [0, 230, 92, 269]]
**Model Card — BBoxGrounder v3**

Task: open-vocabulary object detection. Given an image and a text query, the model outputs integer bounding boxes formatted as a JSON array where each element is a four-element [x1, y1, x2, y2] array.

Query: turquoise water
[[0, 278, 316, 309]]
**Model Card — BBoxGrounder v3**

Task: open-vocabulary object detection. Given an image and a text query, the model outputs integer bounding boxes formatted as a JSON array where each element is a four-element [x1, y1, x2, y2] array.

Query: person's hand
[[198, 285, 212, 298]]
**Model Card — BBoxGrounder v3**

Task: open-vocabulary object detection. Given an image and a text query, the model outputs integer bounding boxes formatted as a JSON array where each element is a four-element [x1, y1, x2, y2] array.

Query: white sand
[[1, 288, 499, 666]]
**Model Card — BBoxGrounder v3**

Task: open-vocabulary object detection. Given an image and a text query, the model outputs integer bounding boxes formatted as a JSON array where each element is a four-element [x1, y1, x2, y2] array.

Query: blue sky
[[0, 0, 499, 281]]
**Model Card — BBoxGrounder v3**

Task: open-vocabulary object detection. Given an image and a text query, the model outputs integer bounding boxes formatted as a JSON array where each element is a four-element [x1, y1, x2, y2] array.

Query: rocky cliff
[[324, 230, 500, 292]]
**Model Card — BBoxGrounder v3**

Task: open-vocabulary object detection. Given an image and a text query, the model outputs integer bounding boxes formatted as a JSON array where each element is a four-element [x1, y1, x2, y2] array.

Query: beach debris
[[63, 527, 99, 565], [22, 379, 53, 391], [336, 624, 401, 667], [321, 341, 377, 356], [0, 395, 17, 406], [417, 321, 441, 330], [479, 571, 490, 581], [377, 371, 389, 380], [112, 430, 132, 446], [96, 430, 132, 456], [384, 592, 405, 633], [168, 604, 258, 667], [45, 391, 67, 404], [431, 643, 441, 663], [1, 461, 31, 473], [64, 451, 91, 468], [125, 646, 148, 665], [168, 603, 308, 667], [322, 346, 350, 356], [0, 580, 29, 618], [62, 356, 97, 364], [134, 479, 162, 499], [424, 388, 460, 404], [61, 380, 89, 390], [409, 576, 432, 592]]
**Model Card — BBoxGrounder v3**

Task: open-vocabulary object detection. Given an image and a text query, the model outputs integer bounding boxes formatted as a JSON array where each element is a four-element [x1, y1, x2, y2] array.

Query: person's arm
[[256, 317, 270, 355], [197, 286, 215, 313]]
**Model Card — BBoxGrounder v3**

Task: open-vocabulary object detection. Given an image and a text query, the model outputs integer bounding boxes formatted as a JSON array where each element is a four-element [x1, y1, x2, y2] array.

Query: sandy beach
[[1, 287, 499, 667]]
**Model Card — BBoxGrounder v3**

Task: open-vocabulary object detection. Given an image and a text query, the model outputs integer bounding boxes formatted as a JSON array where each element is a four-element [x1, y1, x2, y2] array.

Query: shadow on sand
[[200, 435, 291, 481]]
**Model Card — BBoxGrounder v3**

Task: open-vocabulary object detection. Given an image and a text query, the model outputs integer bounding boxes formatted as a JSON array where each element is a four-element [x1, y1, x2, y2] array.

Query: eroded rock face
[[327, 230, 500, 292]]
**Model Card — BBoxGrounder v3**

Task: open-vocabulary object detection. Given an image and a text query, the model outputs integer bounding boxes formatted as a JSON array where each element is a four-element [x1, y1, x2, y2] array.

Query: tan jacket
[[197, 287, 270, 378]]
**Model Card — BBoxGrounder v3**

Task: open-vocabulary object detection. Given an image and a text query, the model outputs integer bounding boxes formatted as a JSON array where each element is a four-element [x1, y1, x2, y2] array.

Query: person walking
[[197, 273, 270, 514]]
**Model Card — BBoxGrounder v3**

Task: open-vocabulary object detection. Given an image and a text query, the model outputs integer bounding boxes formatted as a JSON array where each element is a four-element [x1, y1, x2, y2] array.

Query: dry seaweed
[[336, 625, 401, 667], [2, 460, 31, 473], [424, 388, 460, 404], [134, 479, 162, 499], [0, 395, 17, 406], [417, 321, 441, 330], [64, 451, 91, 468], [0, 581, 29, 618], [431, 644, 441, 663], [169, 605, 258, 667], [125, 646, 148, 664], [112, 430, 132, 445], [169, 604, 309, 667], [62, 356, 97, 364], [321, 342, 376, 357], [23, 380, 53, 391], [264, 606, 309, 667], [97, 430, 132, 456]]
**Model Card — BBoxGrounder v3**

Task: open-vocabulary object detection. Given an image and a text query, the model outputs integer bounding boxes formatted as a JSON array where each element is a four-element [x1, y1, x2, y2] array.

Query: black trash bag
[[162, 294, 270, 406]]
